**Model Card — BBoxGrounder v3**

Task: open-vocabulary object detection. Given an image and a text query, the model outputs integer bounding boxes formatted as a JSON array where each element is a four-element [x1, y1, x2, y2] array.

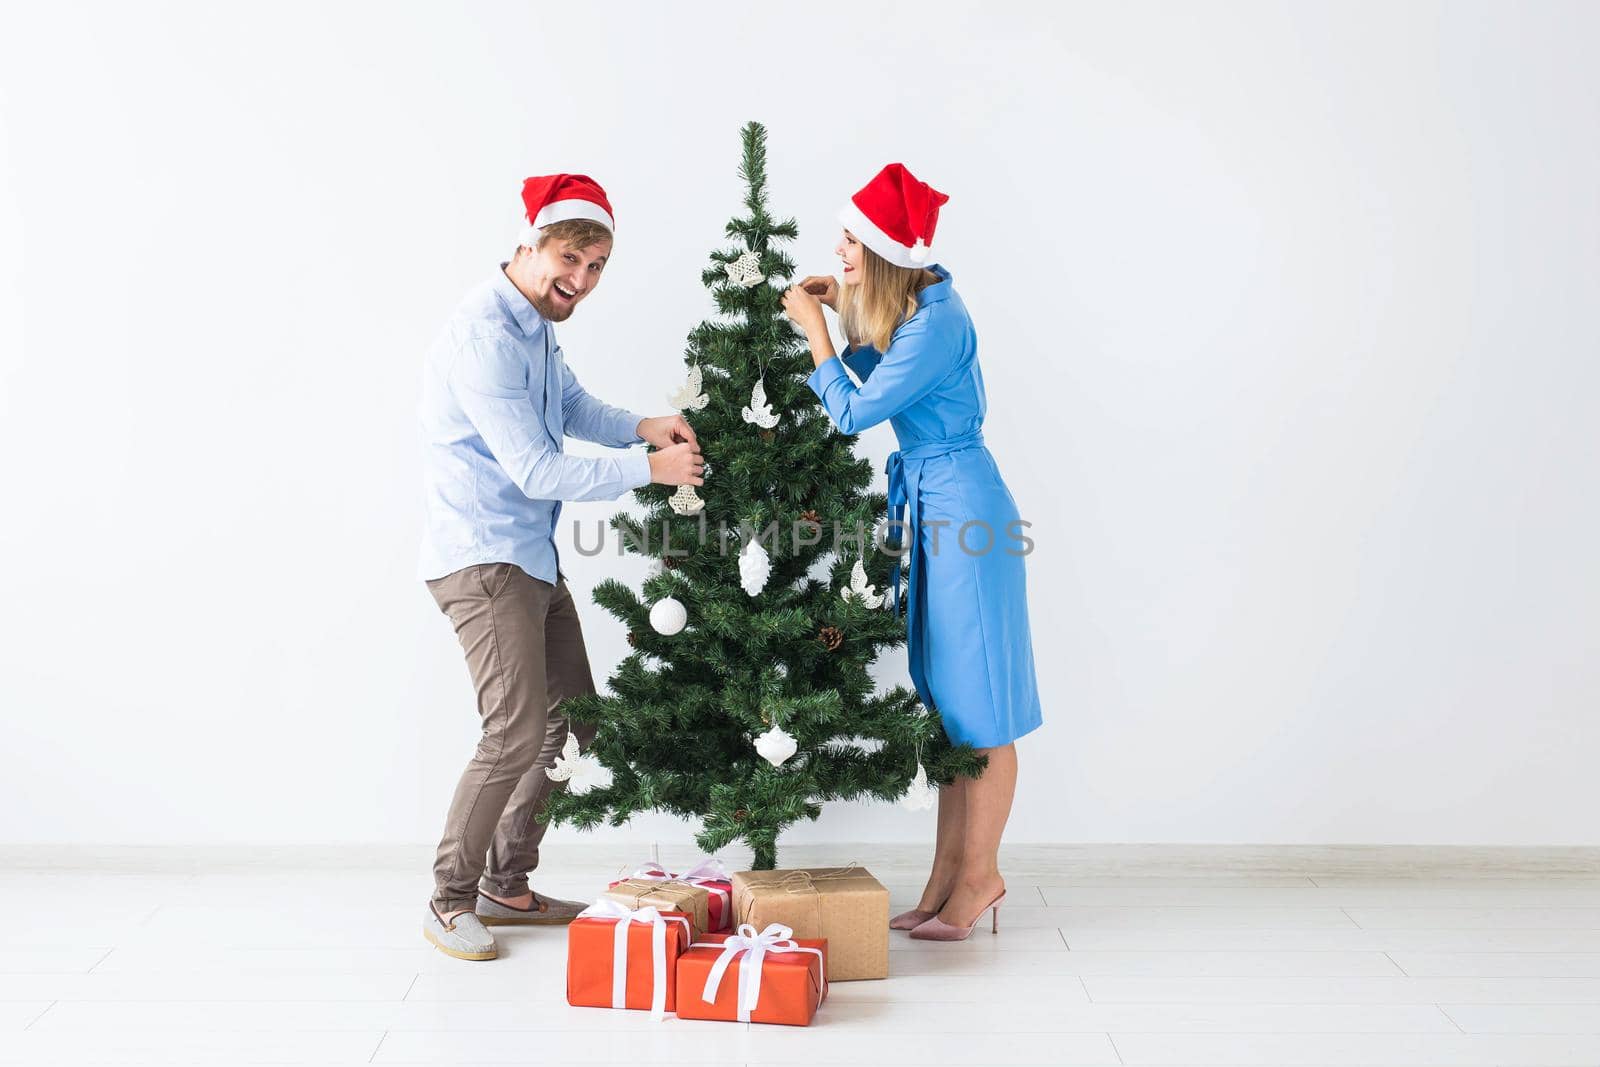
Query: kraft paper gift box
[[599, 877, 711, 938], [674, 924, 828, 1026], [730, 866, 888, 981], [608, 857, 734, 933], [565, 901, 693, 1020]]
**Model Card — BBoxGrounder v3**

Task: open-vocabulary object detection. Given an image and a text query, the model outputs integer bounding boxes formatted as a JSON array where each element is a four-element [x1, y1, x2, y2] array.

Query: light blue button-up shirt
[[418, 264, 652, 583]]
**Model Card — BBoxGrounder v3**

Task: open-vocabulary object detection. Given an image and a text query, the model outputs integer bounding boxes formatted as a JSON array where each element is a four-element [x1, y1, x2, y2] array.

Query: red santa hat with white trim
[[517, 173, 615, 247], [838, 162, 949, 269]]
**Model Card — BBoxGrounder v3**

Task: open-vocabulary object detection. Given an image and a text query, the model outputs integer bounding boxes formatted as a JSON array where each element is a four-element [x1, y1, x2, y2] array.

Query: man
[[417, 173, 703, 960]]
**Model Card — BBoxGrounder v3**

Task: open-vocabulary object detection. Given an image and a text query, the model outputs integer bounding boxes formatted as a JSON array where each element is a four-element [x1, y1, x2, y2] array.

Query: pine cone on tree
[[626, 630, 639, 647], [799, 508, 821, 531], [817, 625, 844, 652]]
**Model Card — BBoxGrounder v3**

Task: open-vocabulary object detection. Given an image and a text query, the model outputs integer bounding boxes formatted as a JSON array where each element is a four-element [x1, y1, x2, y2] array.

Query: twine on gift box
[[620, 860, 733, 929], [608, 878, 708, 931], [738, 864, 865, 937], [770, 863, 865, 894]]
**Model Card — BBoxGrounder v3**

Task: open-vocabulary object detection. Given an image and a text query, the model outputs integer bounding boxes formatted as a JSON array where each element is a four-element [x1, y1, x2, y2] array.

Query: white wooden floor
[[5, 843, 1600, 1065]]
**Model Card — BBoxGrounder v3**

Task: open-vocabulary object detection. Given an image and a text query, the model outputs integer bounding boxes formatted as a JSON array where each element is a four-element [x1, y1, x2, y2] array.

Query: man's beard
[[529, 289, 575, 323]]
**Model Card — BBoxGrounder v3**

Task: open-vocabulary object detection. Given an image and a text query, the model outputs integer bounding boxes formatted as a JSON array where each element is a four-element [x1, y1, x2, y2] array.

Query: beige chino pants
[[425, 562, 598, 913]]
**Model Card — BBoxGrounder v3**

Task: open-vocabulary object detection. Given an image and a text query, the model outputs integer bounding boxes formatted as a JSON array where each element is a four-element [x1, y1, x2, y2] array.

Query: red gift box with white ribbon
[[565, 899, 693, 1021], [675, 922, 828, 1026]]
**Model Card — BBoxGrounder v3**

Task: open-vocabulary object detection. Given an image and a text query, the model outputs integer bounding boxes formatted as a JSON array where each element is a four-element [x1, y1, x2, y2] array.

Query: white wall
[[1, 1, 1596, 848]]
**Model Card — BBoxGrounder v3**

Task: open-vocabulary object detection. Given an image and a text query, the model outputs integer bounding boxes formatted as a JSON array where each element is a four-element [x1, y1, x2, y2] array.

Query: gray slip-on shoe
[[423, 903, 497, 960], [475, 889, 588, 926]]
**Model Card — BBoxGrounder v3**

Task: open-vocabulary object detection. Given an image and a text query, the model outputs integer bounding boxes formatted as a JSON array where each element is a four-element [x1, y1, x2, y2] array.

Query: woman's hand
[[797, 274, 839, 309], [781, 284, 828, 335]]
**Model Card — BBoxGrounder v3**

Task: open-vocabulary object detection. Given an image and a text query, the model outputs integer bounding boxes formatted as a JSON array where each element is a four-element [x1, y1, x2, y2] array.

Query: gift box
[[609, 858, 734, 932], [599, 877, 711, 938], [675, 923, 828, 1026], [731, 866, 888, 981], [566, 900, 693, 1020]]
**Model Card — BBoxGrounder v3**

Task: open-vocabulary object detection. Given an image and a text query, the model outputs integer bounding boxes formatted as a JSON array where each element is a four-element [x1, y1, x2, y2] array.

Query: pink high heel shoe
[[908, 890, 1007, 941], [889, 907, 939, 931]]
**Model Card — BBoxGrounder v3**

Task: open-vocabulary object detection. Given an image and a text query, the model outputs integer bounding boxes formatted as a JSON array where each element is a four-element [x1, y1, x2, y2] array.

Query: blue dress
[[806, 265, 1044, 748]]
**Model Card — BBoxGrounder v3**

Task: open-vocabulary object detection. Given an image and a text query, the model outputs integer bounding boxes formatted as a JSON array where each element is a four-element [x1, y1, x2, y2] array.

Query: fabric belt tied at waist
[[885, 428, 986, 618]]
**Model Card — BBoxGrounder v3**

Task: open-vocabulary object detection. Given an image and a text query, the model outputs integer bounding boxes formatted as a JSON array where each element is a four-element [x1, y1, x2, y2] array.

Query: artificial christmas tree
[[543, 121, 983, 870]]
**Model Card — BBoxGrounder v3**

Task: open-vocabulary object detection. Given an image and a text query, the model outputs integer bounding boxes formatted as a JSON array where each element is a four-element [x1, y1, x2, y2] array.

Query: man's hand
[[647, 441, 704, 486], [636, 414, 699, 450]]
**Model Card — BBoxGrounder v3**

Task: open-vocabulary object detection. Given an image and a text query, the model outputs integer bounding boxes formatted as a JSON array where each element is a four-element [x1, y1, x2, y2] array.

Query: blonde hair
[[838, 241, 938, 352]]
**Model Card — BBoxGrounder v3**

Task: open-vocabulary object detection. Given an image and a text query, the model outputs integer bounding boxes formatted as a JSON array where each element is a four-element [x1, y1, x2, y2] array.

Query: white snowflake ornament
[[724, 249, 765, 289], [738, 538, 771, 596], [649, 596, 688, 635], [840, 558, 885, 609], [900, 761, 937, 810], [754, 723, 797, 767], [667, 364, 709, 411], [546, 733, 614, 796], [669, 484, 704, 515], [741, 378, 780, 429]]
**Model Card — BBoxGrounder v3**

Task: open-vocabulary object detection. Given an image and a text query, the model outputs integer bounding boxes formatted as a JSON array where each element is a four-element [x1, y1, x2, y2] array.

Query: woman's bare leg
[[915, 777, 969, 912], [937, 742, 1017, 927]]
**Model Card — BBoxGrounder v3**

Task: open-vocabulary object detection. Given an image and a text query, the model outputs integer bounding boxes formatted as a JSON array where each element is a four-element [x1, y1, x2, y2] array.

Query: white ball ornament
[[649, 596, 688, 636], [754, 723, 798, 767]]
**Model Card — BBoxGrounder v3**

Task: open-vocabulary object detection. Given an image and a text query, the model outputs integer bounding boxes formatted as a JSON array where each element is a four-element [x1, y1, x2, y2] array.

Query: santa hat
[[838, 163, 949, 269], [518, 173, 614, 247]]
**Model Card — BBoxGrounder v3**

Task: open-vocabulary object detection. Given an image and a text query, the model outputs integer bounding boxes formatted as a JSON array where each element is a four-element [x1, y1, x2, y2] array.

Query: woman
[[781, 163, 1044, 941]]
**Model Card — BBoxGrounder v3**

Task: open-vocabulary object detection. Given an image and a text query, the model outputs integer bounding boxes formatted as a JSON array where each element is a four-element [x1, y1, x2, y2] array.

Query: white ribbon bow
[[695, 922, 827, 1022], [575, 898, 690, 1021], [628, 857, 733, 925]]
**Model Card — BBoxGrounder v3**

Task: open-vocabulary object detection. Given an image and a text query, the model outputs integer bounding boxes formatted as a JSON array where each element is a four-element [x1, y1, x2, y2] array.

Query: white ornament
[[546, 733, 614, 796], [840, 558, 885, 610], [741, 378, 780, 429], [649, 596, 688, 635], [738, 538, 771, 596], [724, 249, 765, 288], [669, 484, 704, 515], [900, 761, 937, 810], [667, 363, 709, 411], [754, 723, 797, 767]]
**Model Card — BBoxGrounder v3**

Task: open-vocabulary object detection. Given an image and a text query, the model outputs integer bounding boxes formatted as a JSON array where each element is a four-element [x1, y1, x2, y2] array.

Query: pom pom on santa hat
[[517, 173, 614, 248], [838, 162, 949, 269]]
